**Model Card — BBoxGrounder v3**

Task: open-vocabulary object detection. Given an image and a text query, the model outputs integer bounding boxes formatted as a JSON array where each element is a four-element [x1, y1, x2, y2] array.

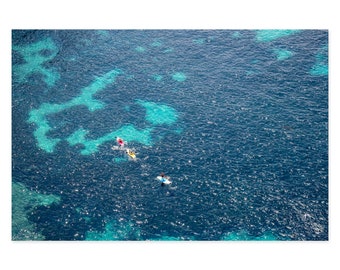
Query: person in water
[[116, 137, 124, 147], [160, 172, 170, 181], [126, 149, 136, 157], [158, 172, 171, 187], [160, 172, 167, 179], [159, 173, 170, 186]]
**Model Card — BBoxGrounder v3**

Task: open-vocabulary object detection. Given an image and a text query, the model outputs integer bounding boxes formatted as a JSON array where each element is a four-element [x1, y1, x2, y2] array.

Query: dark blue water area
[[12, 30, 328, 240]]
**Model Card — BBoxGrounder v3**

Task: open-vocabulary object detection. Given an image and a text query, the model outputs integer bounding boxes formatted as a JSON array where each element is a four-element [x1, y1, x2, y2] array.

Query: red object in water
[[116, 137, 124, 146]]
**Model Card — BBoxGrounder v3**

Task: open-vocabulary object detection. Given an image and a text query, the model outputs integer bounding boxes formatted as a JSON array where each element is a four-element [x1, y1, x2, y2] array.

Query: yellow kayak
[[126, 149, 136, 159]]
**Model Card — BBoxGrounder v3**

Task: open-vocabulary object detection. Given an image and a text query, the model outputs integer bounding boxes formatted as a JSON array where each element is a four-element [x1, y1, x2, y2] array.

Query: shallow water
[[12, 30, 328, 240]]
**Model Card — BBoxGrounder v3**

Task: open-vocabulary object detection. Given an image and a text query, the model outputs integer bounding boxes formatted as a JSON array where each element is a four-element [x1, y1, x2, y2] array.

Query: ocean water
[[12, 30, 328, 241]]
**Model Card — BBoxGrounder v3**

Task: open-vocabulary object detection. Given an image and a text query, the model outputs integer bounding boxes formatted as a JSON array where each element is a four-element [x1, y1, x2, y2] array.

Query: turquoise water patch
[[273, 48, 293, 61], [310, 45, 328, 76], [96, 30, 110, 38], [113, 157, 128, 163], [66, 128, 88, 146], [151, 40, 162, 47], [28, 69, 123, 153], [133, 39, 177, 54], [135, 46, 146, 52], [174, 127, 183, 134], [222, 230, 277, 240], [126, 74, 135, 80], [134, 40, 176, 55], [28, 68, 180, 156], [310, 64, 328, 76], [150, 235, 195, 240], [13, 37, 60, 87], [136, 99, 178, 125], [12, 182, 61, 240], [82, 38, 93, 47], [246, 70, 256, 76], [69, 124, 154, 155], [152, 74, 163, 81], [172, 72, 187, 82], [85, 219, 141, 240], [232, 31, 242, 38], [163, 48, 174, 53], [193, 38, 205, 44], [256, 30, 301, 42]]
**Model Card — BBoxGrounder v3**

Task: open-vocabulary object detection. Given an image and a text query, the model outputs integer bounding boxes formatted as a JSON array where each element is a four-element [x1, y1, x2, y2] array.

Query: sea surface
[[12, 30, 328, 240]]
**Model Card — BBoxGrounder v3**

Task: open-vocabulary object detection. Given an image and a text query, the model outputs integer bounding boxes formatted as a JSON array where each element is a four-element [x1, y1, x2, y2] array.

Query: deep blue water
[[12, 30, 328, 240]]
